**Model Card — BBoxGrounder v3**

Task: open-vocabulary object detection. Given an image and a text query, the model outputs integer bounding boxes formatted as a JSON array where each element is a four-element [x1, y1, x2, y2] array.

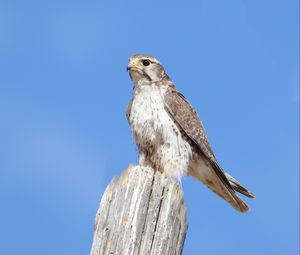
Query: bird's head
[[127, 54, 168, 86]]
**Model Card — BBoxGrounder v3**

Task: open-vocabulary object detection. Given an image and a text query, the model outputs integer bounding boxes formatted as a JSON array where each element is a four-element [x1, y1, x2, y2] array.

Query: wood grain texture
[[90, 165, 188, 255]]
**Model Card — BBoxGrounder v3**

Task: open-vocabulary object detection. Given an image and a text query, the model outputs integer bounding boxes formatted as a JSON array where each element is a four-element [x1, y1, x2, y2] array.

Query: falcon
[[126, 54, 255, 212]]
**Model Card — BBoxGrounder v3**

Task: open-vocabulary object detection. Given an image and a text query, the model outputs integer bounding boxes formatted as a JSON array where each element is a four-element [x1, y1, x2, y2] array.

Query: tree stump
[[90, 165, 188, 255]]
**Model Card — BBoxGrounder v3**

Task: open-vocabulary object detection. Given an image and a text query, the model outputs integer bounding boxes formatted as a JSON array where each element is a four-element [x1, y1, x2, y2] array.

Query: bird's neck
[[134, 73, 174, 90]]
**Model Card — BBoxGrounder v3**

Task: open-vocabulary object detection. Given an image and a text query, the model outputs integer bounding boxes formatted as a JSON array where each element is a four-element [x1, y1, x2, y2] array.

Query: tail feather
[[189, 161, 254, 213], [205, 169, 250, 213], [225, 172, 255, 198]]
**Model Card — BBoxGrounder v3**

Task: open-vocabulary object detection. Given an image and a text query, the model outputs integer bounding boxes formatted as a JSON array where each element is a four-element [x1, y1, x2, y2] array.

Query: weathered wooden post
[[90, 165, 188, 255]]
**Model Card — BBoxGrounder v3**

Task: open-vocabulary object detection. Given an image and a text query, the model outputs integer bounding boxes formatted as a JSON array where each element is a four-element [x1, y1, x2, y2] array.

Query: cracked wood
[[90, 165, 188, 255]]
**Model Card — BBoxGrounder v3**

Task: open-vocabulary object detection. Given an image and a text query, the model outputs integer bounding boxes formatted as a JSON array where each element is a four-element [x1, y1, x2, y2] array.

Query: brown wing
[[164, 90, 215, 160], [164, 89, 235, 192]]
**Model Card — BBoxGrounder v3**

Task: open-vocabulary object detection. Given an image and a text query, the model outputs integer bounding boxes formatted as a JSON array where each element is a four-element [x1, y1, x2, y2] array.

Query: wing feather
[[163, 89, 235, 192]]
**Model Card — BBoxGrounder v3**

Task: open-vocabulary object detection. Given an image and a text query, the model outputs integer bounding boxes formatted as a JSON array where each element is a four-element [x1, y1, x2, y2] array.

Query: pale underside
[[129, 84, 192, 180]]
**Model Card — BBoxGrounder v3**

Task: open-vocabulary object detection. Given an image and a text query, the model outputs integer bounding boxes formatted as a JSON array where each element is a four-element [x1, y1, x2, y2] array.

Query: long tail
[[189, 161, 255, 213]]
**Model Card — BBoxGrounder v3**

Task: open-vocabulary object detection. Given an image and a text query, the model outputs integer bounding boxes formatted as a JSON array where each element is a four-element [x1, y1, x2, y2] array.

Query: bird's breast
[[129, 85, 192, 178], [130, 87, 167, 147]]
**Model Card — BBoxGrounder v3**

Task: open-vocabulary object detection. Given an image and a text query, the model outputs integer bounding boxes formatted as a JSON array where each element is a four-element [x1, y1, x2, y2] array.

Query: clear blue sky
[[0, 1, 298, 254]]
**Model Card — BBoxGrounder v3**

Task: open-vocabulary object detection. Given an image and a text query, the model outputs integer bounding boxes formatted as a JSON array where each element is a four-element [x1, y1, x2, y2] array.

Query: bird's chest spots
[[130, 88, 174, 146]]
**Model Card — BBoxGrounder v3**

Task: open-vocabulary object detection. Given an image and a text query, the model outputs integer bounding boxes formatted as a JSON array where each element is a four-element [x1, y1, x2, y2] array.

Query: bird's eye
[[142, 59, 150, 66]]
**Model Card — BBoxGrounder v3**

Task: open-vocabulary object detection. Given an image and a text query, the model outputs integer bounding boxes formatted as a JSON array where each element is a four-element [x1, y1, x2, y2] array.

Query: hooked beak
[[127, 58, 139, 72], [126, 57, 152, 83]]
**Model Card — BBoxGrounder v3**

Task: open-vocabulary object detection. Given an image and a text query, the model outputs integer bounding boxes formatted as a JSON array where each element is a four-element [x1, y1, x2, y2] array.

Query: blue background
[[0, 0, 299, 254]]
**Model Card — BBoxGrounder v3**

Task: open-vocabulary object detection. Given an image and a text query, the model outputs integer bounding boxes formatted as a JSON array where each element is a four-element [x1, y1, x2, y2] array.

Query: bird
[[126, 54, 255, 212]]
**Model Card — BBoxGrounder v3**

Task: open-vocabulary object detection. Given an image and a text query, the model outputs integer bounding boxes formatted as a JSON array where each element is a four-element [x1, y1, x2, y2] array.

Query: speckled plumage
[[126, 54, 255, 212]]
